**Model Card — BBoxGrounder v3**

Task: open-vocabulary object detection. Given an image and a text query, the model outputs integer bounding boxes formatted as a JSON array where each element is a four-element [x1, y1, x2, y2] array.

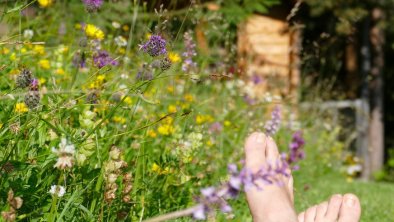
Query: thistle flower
[[49, 185, 66, 197], [182, 31, 197, 72], [24, 79, 40, 110], [16, 68, 32, 89], [139, 35, 167, 57], [264, 106, 281, 136], [51, 138, 76, 170], [159, 57, 172, 71], [93, 50, 118, 68], [82, 0, 103, 12]]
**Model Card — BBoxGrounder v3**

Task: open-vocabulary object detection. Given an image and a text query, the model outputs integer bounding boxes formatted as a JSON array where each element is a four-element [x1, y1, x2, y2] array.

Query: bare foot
[[298, 193, 361, 222], [244, 132, 298, 222]]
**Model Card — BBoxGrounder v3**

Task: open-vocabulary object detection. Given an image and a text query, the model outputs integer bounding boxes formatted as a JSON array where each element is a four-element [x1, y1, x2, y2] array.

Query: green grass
[[294, 172, 394, 222]]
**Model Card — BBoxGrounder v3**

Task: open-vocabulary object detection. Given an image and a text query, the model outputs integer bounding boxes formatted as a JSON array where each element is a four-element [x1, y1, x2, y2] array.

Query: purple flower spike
[[140, 35, 167, 57], [93, 50, 118, 68], [83, 0, 103, 12], [265, 106, 281, 136], [192, 204, 206, 220], [182, 31, 197, 72], [287, 131, 305, 166], [209, 122, 223, 134]]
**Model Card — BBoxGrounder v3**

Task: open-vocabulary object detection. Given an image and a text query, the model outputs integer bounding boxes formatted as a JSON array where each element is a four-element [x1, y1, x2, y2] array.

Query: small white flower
[[49, 185, 66, 197], [23, 29, 34, 39], [347, 164, 362, 175], [52, 138, 76, 170], [112, 21, 121, 29], [114, 36, 127, 47]]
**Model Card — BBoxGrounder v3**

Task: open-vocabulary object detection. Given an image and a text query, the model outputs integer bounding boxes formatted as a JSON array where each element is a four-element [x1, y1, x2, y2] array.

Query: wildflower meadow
[[1, 1, 394, 221]]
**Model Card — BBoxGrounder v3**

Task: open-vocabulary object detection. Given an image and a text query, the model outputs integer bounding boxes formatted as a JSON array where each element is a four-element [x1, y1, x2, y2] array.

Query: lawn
[[1, 1, 393, 222]]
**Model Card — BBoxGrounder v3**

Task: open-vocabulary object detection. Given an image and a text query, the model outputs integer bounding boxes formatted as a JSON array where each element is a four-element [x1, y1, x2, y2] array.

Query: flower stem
[[142, 206, 198, 222]]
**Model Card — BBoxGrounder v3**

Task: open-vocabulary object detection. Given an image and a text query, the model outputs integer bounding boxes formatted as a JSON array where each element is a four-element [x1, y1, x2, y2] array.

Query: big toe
[[266, 136, 280, 160], [338, 193, 361, 222], [244, 132, 268, 172]]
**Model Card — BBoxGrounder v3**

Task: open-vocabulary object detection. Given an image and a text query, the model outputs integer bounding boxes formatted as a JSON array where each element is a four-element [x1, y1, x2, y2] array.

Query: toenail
[[333, 194, 342, 199], [345, 197, 355, 207], [255, 133, 265, 143]]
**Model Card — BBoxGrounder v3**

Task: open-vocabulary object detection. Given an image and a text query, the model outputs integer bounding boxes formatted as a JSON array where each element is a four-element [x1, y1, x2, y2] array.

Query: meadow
[[0, 1, 393, 221]]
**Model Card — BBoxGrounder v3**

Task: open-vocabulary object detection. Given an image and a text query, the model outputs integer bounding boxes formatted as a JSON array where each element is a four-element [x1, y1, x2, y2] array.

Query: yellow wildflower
[[39, 78, 46, 85], [196, 115, 205, 124], [151, 163, 170, 175], [2, 48, 10, 54], [167, 86, 174, 93], [184, 94, 194, 102], [85, 24, 105, 40], [181, 103, 190, 110], [33, 45, 45, 55], [118, 48, 126, 54], [55, 68, 65, 75], [122, 25, 130, 32], [123, 96, 132, 105], [168, 105, 177, 113], [10, 53, 16, 61], [39, 59, 50, 69], [15, 103, 28, 113], [145, 33, 151, 39], [157, 124, 174, 136], [196, 114, 214, 124], [168, 52, 181, 63], [206, 140, 213, 147], [8, 69, 19, 75], [75, 23, 82, 30], [147, 129, 157, 138], [151, 163, 161, 173], [20, 48, 27, 53], [224, 120, 231, 127], [38, 0, 52, 8], [112, 116, 126, 124]]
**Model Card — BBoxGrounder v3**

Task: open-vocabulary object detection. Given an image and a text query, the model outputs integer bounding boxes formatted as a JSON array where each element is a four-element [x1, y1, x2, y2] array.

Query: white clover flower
[[23, 29, 34, 39], [114, 36, 127, 47], [49, 185, 66, 197], [112, 21, 121, 29], [52, 138, 76, 170]]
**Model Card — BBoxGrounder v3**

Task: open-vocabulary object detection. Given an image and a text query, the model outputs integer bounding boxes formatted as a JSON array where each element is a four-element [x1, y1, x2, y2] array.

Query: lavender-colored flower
[[182, 31, 197, 72], [287, 131, 305, 166], [243, 95, 256, 105], [93, 50, 118, 68], [264, 106, 281, 136], [193, 160, 291, 220], [140, 35, 167, 57], [251, 74, 264, 85], [209, 122, 223, 134], [83, 0, 103, 12]]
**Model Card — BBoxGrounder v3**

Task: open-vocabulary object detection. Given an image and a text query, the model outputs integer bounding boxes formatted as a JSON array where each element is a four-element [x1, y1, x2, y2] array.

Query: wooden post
[[369, 8, 385, 176], [359, 17, 371, 180]]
